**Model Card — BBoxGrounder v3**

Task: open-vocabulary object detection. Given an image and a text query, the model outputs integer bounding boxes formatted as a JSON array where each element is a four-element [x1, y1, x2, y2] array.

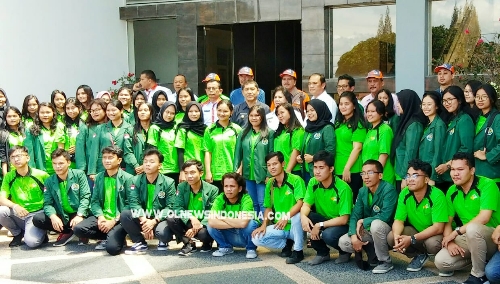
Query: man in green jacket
[[73, 146, 134, 255], [120, 148, 176, 254], [166, 159, 219, 256], [387, 159, 448, 272], [339, 159, 398, 274], [32, 149, 91, 246], [0, 145, 50, 248]]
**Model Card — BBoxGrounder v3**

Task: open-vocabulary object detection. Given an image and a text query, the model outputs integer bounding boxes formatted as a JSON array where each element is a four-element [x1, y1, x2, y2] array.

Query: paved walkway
[[0, 228, 469, 284]]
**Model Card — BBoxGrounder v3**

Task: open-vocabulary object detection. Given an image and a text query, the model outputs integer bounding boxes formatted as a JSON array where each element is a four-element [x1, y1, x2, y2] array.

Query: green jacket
[[124, 130, 147, 175], [127, 173, 176, 221], [474, 112, 500, 180], [395, 122, 423, 179], [88, 121, 132, 175], [348, 180, 397, 236], [75, 124, 99, 173], [43, 169, 91, 224], [302, 125, 336, 176], [234, 130, 275, 184], [418, 116, 447, 181], [442, 111, 474, 182], [90, 169, 134, 218], [173, 181, 219, 225], [24, 126, 65, 174]]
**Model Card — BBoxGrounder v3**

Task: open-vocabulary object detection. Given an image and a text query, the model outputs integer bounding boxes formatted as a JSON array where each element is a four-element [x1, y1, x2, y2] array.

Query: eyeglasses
[[442, 98, 457, 105], [337, 85, 349, 89], [360, 171, 381, 177], [475, 96, 489, 101], [405, 173, 427, 180], [206, 87, 219, 91], [10, 154, 27, 160]]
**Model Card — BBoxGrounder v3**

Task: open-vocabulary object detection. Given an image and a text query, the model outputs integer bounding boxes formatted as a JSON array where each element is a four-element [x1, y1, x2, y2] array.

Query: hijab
[[390, 89, 426, 160], [177, 102, 207, 136], [153, 101, 176, 130], [304, 99, 334, 133], [151, 90, 167, 116]]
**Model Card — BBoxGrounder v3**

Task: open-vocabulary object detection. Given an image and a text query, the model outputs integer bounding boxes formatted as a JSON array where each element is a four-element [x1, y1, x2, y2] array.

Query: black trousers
[[166, 218, 213, 245], [308, 212, 349, 256], [337, 173, 363, 203], [73, 216, 127, 256], [120, 209, 174, 244], [32, 212, 77, 234], [211, 180, 223, 194]]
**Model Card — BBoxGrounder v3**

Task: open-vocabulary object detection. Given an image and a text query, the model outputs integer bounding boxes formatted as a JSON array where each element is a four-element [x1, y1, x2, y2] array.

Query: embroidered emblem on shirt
[[262, 138, 268, 145], [449, 128, 455, 135], [487, 128, 494, 136], [313, 133, 321, 139], [426, 133, 433, 141], [370, 136, 376, 140], [470, 194, 478, 200], [373, 205, 380, 213], [331, 196, 337, 202], [198, 197, 203, 201], [285, 190, 292, 195], [158, 191, 165, 198], [71, 183, 79, 190], [423, 204, 430, 210]]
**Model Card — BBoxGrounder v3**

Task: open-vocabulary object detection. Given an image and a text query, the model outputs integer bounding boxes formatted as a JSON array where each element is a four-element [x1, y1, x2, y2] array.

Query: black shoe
[[9, 231, 24, 247], [280, 239, 293, 257], [286, 250, 304, 264], [461, 274, 489, 284], [200, 242, 212, 252]]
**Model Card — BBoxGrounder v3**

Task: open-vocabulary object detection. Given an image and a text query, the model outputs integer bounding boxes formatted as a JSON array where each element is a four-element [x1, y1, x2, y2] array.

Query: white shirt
[[266, 109, 306, 131], [360, 93, 400, 115], [201, 100, 219, 126], [146, 85, 175, 103], [313, 91, 338, 123]]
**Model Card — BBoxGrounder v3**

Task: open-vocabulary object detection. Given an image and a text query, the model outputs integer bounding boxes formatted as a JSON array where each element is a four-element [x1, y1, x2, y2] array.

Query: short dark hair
[[243, 80, 259, 89], [338, 74, 355, 87], [51, 148, 71, 161], [8, 145, 29, 156], [141, 70, 157, 82], [143, 148, 164, 164], [362, 159, 383, 173], [310, 73, 326, 84], [101, 146, 123, 159], [175, 74, 187, 82], [407, 159, 432, 177], [313, 150, 334, 168], [265, 151, 285, 163], [452, 152, 475, 168], [205, 79, 221, 89], [182, 159, 204, 172], [222, 172, 247, 193]]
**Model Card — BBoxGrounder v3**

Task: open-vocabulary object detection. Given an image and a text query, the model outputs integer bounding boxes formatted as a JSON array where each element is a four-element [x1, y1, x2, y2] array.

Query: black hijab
[[153, 101, 176, 130], [151, 90, 167, 117], [391, 89, 426, 160], [177, 102, 207, 136], [305, 99, 334, 133]]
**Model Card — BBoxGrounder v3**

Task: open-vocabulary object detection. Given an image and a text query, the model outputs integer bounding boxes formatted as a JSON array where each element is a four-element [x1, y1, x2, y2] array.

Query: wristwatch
[[455, 226, 462, 235], [410, 235, 417, 245], [114, 216, 120, 223], [319, 222, 324, 230]]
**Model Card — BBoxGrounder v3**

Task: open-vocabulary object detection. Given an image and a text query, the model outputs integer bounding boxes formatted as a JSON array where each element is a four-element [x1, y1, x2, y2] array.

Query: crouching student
[[0, 146, 50, 248], [338, 160, 398, 274], [252, 151, 306, 264], [166, 160, 219, 256], [485, 224, 500, 283], [207, 172, 260, 259], [387, 159, 448, 272], [32, 149, 91, 246], [120, 148, 176, 254], [73, 146, 134, 255], [300, 150, 353, 265]]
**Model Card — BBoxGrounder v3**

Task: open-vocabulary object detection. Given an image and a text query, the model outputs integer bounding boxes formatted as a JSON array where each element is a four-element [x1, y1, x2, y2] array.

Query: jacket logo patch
[[422, 204, 430, 210], [158, 191, 165, 198], [314, 133, 321, 139], [198, 197, 203, 201], [130, 184, 135, 190], [331, 196, 337, 202], [426, 133, 433, 141], [71, 183, 79, 190], [449, 128, 455, 135], [262, 138, 268, 145], [487, 128, 494, 136], [373, 205, 380, 213], [370, 136, 376, 141]]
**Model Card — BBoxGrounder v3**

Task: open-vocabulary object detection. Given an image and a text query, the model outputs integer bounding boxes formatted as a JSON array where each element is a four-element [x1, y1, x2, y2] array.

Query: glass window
[[326, 5, 396, 79]]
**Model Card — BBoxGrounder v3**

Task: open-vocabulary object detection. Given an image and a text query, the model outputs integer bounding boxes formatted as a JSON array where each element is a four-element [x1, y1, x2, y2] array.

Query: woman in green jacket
[[273, 102, 304, 176], [297, 99, 335, 185], [118, 87, 135, 125], [25, 102, 66, 175], [76, 85, 94, 122], [377, 89, 399, 133], [335, 91, 367, 200], [175, 88, 196, 124], [124, 102, 153, 175], [204, 100, 242, 191], [0, 106, 25, 176], [473, 84, 500, 186], [50, 90, 66, 123], [234, 105, 274, 216], [391, 89, 426, 191], [435, 86, 474, 189], [21, 95, 39, 130], [63, 98, 84, 169], [418, 91, 446, 188], [146, 102, 179, 184], [362, 100, 395, 185]]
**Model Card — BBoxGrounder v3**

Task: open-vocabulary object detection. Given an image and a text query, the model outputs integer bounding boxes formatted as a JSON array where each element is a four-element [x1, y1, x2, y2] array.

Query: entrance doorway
[[198, 21, 302, 104]]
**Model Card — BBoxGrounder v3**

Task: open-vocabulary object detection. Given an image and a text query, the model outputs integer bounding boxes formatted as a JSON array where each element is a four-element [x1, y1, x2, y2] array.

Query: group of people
[[0, 64, 499, 284]]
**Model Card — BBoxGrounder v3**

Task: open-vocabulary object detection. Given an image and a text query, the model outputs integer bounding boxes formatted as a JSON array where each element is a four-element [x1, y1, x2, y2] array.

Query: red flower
[[112, 80, 117, 85], [476, 38, 484, 46], [128, 73, 134, 77], [110, 91, 115, 95], [457, 63, 463, 68], [465, 29, 470, 34]]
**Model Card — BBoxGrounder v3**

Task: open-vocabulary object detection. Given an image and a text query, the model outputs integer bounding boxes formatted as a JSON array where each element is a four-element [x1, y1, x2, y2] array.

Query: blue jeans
[[207, 220, 259, 250], [303, 172, 311, 186], [252, 213, 303, 251], [246, 180, 265, 218], [486, 250, 500, 284]]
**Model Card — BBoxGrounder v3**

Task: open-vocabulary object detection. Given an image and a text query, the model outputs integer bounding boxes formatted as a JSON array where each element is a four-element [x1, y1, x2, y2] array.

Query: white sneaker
[[246, 250, 257, 259], [212, 247, 234, 257], [95, 240, 108, 250]]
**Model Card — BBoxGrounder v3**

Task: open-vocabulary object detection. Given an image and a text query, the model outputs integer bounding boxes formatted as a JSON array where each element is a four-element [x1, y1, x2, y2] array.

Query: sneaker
[[178, 242, 195, 256], [280, 239, 293, 257], [246, 249, 257, 259], [7, 230, 13, 237], [461, 274, 489, 284], [372, 261, 394, 274], [200, 242, 213, 252], [212, 247, 234, 257], [125, 242, 148, 255], [95, 240, 108, 250], [48, 230, 58, 235], [309, 254, 330, 266], [334, 253, 351, 264], [439, 270, 455, 277], [9, 231, 24, 247], [406, 253, 429, 272], [157, 241, 168, 251], [286, 250, 304, 264], [53, 232, 75, 247], [78, 238, 89, 246]]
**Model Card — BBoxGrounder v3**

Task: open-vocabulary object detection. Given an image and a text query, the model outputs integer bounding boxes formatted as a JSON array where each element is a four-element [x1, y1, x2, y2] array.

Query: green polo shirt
[[40, 125, 66, 175], [304, 176, 353, 219], [210, 193, 254, 218], [446, 176, 500, 228], [146, 183, 155, 212], [273, 128, 305, 172], [188, 190, 204, 221], [103, 176, 117, 220], [175, 113, 185, 125], [362, 123, 395, 184], [263, 173, 305, 231], [395, 186, 448, 232], [8, 132, 24, 148], [0, 168, 50, 212], [335, 122, 366, 175], [147, 125, 178, 174], [203, 122, 242, 181], [175, 128, 204, 167], [59, 179, 76, 214]]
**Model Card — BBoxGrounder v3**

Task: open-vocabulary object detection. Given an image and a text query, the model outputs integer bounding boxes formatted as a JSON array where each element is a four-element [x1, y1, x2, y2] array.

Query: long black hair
[[76, 85, 94, 110], [64, 97, 82, 126], [86, 99, 108, 127], [133, 102, 153, 144], [4, 106, 24, 135], [335, 91, 366, 131], [241, 105, 270, 140], [274, 103, 302, 137], [30, 102, 58, 136], [21, 95, 39, 120], [441, 85, 469, 124], [377, 89, 396, 119]]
